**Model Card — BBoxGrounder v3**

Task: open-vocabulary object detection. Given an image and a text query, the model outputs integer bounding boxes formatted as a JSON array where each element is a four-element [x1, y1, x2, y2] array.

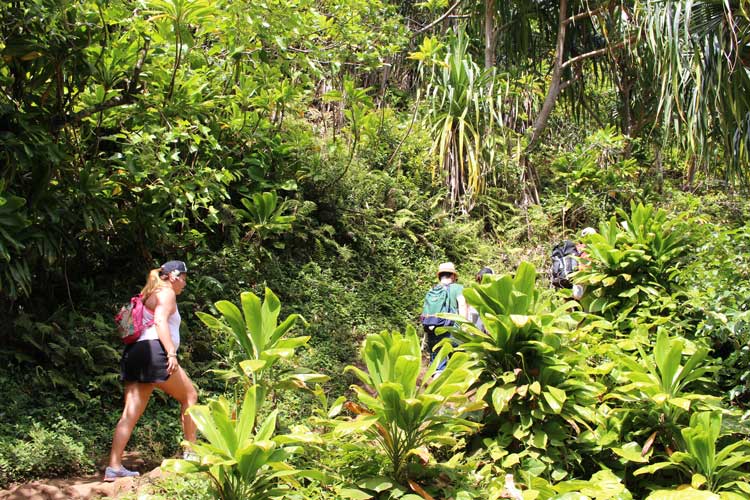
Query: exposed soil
[[0, 453, 161, 500]]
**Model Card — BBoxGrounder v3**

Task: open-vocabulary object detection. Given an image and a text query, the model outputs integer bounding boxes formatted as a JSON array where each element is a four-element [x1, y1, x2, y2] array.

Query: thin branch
[[563, 3, 610, 25], [493, 19, 515, 36], [386, 90, 421, 168], [128, 37, 150, 95], [559, 78, 576, 92], [560, 35, 636, 70], [580, 95, 606, 128], [412, 0, 462, 37]]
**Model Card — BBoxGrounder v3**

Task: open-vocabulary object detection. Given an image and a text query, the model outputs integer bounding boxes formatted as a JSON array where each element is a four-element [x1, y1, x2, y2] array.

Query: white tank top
[[139, 306, 181, 351]]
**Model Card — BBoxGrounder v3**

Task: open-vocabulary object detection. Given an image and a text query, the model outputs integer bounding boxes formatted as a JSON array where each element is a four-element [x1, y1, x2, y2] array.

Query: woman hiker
[[104, 260, 198, 481]]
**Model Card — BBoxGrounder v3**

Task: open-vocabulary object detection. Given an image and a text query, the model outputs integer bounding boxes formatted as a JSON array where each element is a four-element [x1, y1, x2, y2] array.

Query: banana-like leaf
[[240, 291, 264, 354], [333, 415, 379, 436], [161, 458, 202, 474]]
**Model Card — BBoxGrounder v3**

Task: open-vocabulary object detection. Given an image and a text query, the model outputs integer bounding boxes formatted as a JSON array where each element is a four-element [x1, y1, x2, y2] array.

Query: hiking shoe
[[182, 451, 200, 462], [103, 465, 140, 482]]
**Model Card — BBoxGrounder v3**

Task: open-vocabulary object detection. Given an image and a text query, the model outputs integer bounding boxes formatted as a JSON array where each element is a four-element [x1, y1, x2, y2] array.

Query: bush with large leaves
[[162, 385, 319, 500], [196, 288, 328, 403], [453, 262, 604, 479], [336, 327, 482, 484], [606, 329, 720, 461], [576, 202, 690, 329], [634, 411, 750, 499], [164, 289, 326, 499]]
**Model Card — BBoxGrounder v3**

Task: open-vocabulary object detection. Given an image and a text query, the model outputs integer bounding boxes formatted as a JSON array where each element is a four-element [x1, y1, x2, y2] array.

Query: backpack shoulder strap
[[447, 283, 462, 301], [561, 240, 579, 256]]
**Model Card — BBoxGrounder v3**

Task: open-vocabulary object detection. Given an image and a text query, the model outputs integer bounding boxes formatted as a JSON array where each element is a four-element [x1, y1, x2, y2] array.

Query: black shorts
[[120, 340, 171, 383]]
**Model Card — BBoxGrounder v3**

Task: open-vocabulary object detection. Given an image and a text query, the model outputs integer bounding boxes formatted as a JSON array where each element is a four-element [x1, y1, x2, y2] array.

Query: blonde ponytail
[[141, 268, 168, 299]]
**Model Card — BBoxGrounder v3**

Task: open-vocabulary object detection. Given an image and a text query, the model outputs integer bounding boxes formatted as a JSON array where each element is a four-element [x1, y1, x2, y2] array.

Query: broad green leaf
[[691, 473, 707, 489], [667, 397, 692, 411], [161, 458, 202, 474], [542, 386, 566, 414], [333, 415, 379, 436], [338, 488, 375, 499], [634, 461, 676, 475], [215, 300, 253, 356], [328, 396, 346, 418], [718, 493, 749, 500], [240, 291, 264, 354], [510, 314, 530, 327], [531, 431, 548, 449], [256, 409, 279, 441], [491, 386, 515, 414], [502, 453, 520, 467], [645, 489, 719, 500], [196, 312, 225, 330], [612, 442, 652, 463], [239, 359, 267, 376], [357, 477, 394, 492], [236, 386, 258, 445]]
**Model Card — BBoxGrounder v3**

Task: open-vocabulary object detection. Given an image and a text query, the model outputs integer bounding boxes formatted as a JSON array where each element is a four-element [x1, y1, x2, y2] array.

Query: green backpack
[[421, 284, 459, 327]]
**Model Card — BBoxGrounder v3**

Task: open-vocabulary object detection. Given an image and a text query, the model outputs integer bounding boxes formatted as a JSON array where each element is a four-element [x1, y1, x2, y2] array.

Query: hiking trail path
[[0, 453, 159, 500]]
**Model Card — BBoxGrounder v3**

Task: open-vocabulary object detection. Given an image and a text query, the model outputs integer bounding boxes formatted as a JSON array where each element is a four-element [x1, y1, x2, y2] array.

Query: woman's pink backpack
[[115, 294, 155, 344]]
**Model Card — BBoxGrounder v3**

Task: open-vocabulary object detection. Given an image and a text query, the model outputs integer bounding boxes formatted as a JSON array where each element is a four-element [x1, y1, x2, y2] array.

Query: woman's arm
[[153, 287, 178, 375]]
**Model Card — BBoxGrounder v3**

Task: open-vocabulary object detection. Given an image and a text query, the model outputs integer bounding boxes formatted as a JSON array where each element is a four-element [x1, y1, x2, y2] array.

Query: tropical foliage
[[412, 31, 498, 210], [453, 262, 604, 479], [3, 0, 750, 498], [576, 202, 690, 328], [337, 327, 481, 483], [196, 288, 327, 400], [636, 0, 750, 181], [635, 411, 750, 498], [607, 330, 721, 455], [162, 386, 312, 500]]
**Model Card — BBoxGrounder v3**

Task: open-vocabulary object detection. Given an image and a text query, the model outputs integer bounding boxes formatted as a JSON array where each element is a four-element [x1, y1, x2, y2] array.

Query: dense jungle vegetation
[[2, 0, 750, 498]]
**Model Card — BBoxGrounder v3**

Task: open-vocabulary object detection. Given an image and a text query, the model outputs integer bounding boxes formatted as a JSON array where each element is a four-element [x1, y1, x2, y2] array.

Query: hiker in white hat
[[419, 262, 468, 372]]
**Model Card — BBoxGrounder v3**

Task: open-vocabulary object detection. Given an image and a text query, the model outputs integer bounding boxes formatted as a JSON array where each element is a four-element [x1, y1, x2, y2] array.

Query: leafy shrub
[[337, 327, 482, 484], [577, 202, 690, 329], [544, 127, 642, 229], [634, 411, 750, 497], [454, 262, 603, 479], [676, 224, 750, 403], [163, 386, 316, 500], [413, 30, 498, 210], [606, 330, 721, 455], [0, 419, 94, 487], [195, 287, 324, 400]]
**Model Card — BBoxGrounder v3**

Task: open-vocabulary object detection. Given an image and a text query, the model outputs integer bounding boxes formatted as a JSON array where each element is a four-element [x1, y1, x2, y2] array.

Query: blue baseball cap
[[160, 260, 188, 275]]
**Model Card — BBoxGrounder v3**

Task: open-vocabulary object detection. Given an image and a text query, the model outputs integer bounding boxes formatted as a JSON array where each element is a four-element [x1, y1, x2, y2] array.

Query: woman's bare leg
[[156, 367, 198, 442], [108, 382, 155, 468]]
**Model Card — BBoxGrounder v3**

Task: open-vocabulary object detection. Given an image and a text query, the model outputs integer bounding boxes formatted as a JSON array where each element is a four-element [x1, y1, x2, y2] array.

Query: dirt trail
[[0, 453, 162, 500]]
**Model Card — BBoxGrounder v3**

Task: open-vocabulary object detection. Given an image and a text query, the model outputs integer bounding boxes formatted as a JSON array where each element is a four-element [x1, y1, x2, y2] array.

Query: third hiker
[[420, 262, 468, 371]]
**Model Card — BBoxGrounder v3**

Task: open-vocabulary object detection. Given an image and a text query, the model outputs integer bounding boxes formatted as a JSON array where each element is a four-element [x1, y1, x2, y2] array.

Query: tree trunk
[[621, 79, 634, 157], [484, 0, 496, 69], [685, 156, 697, 190], [654, 146, 663, 194], [520, 0, 568, 204], [527, 0, 568, 151]]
